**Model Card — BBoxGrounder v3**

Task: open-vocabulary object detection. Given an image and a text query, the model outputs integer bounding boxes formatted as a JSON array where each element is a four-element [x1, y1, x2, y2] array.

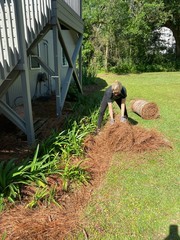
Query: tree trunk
[[173, 27, 180, 59], [105, 40, 109, 71], [165, 22, 180, 60]]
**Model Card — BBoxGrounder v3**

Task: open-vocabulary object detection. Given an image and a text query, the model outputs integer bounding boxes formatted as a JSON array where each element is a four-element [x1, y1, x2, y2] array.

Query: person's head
[[112, 81, 122, 95]]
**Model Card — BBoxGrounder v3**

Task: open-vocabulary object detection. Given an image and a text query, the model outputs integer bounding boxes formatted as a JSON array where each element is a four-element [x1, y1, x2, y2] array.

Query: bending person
[[97, 81, 128, 130]]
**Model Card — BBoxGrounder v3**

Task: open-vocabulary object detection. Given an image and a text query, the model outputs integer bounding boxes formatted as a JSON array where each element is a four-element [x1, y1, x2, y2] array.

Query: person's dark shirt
[[104, 86, 127, 103]]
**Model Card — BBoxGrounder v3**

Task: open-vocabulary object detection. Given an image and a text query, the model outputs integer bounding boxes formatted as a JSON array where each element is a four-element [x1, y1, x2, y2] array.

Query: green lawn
[[75, 72, 180, 240]]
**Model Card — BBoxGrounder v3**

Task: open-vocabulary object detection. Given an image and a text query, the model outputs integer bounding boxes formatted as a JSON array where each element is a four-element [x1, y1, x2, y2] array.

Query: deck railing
[[0, 0, 18, 81], [0, 0, 82, 83], [0, 0, 52, 82]]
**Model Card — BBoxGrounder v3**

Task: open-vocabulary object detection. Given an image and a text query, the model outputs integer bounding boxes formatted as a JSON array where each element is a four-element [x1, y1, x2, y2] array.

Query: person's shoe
[[110, 119, 115, 125], [120, 116, 127, 123], [95, 128, 101, 135]]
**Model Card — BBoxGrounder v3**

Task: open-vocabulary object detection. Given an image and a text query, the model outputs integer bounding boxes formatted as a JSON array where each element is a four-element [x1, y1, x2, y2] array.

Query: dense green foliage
[[82, 0, 180, 75], [0, 146, 61, 209]]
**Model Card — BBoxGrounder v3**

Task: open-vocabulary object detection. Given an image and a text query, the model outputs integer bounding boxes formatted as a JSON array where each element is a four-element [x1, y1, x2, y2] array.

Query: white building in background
[[158, 27, 175, 53]]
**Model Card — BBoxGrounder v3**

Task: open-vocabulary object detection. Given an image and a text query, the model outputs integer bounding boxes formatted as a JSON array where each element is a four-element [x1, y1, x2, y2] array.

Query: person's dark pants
[[97, 96, 128, 129], [97, 95, 108, 129], [115, 98, 128, 118]]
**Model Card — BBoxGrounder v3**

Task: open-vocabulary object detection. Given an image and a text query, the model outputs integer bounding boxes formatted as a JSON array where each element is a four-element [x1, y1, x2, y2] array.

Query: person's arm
[[121, 98, 126, 117]]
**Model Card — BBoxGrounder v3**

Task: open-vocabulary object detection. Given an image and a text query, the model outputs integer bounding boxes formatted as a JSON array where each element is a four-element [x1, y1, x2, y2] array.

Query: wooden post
[[52, 0, 61, 117], [14, 0, 35, 145], [79, 44, 82, 86]]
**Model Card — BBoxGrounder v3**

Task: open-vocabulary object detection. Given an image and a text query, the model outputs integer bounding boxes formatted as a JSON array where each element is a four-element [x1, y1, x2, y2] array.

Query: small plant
[[61, 161, 90, 191], [39, 131, 58, 155], [0, 194, 5, 212], [26, 185, 61, 208], [1, 231, 7, 240], [26, 187, 49, 208], [0, 158, 30, 202], [45, 185, 61, 207]]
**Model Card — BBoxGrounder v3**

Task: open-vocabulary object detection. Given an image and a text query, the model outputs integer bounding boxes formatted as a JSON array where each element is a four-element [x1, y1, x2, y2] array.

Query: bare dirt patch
[[0, 113, 172, 239]]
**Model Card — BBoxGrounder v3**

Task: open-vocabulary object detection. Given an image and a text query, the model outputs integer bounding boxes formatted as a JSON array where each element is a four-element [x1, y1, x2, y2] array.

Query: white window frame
[[30, 44, 41, 70], [62, 48, 68, 67]]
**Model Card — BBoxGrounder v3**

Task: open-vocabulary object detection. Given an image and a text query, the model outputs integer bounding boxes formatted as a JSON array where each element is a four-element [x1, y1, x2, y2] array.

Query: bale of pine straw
[[130, 99, 160, 120]]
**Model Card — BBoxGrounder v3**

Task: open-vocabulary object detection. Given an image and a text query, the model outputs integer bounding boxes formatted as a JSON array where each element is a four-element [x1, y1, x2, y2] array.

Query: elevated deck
[[0, 0, 83, 145], [0, 0, 83, 83]]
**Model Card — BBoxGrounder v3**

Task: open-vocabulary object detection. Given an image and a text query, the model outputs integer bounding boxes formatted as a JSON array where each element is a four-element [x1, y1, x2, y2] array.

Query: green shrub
[[111, 59, 137, 74], [0, 145, 60, 204]]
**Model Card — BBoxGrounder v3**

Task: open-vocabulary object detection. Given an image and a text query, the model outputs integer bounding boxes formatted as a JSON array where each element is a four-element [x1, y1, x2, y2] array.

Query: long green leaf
[[31, 144, 40, 172]]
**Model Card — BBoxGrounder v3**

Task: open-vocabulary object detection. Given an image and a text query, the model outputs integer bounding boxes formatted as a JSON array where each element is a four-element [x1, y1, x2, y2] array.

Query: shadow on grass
[[128, 117, 138, 125], [164, 225, 180, 240], [65, 77, 108, 121]]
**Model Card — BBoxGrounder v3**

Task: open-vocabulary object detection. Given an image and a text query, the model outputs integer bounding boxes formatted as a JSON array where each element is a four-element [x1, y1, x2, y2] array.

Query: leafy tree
[[163, 0, 180, 59], [82, 0, 179, 74], [83, 0, 130, 71], [128, 0, 180, 59], [127, 0, 180, 63], [125, 0, 171, 67]]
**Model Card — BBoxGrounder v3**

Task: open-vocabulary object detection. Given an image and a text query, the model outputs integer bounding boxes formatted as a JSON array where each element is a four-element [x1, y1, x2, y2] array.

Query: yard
[[75, 72, 180, 240], [0, 72, 179, 239]]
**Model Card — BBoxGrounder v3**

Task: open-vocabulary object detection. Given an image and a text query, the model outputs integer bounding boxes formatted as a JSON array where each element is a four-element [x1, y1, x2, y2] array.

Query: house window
[[30, 45, 40, 69], [62, 49, 68, 67]]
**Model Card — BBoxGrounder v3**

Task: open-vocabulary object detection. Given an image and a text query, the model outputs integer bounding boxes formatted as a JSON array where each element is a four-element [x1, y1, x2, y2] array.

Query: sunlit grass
[[79, 151, 179, 239], [75, 72, 180, 240]]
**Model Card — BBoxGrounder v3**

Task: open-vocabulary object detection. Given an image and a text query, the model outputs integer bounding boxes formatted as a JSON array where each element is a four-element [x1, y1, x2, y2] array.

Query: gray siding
[[6, 28, 77, 108], [0, 0, 83, 144]]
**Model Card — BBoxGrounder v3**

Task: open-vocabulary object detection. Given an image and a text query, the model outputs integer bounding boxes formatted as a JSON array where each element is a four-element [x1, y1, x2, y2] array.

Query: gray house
[[0, 0, 83, 145]]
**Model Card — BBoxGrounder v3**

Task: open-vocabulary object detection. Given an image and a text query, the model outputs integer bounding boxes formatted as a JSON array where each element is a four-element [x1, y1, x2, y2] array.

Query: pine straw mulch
[[0, 118, 172, 240]]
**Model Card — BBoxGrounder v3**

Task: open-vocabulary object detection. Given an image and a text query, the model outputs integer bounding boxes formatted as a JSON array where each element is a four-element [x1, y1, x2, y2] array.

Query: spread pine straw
[[130, 99, 160, 119], [83, 120, 172, 174], [0, 120, 172, 240]]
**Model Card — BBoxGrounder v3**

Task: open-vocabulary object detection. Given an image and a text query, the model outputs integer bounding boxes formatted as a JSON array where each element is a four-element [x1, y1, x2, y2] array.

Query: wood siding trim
[[63, 0, 81, 17], [57, 0, 83, 34]]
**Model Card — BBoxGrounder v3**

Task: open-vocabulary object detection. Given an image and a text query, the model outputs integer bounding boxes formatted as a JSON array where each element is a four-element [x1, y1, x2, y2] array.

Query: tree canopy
[[82, 0, 180, 74]]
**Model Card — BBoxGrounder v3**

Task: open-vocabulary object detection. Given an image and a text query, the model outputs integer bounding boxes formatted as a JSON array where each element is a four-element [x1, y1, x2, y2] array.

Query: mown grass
[[75, 72, 180, 239]]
